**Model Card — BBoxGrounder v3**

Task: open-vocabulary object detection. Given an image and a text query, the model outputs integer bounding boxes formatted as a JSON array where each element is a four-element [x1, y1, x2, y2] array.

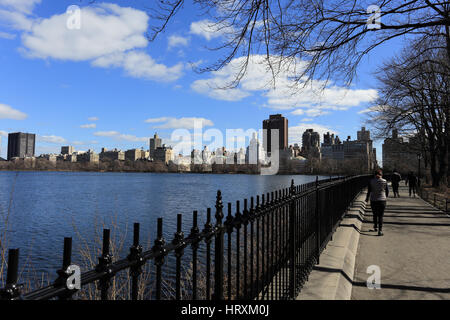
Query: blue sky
[[0, 0, 408, 161]]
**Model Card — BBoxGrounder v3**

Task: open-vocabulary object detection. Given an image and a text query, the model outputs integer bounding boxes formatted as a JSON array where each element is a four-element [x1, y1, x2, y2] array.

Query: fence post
[[0, 249, 21, 300], [190, 211, 200, 300], [127, 223, 143, 301], [214, 190, 224, 301], [56, 237, 77, 300], [152, 218, 166, 300], [315, 176, 321, 264], [203, 208, 214, 300], [96, 229, 113, 300], [289, 179, 296, 299], [173, 214, 185, 301], [242, 198, 250, 299]]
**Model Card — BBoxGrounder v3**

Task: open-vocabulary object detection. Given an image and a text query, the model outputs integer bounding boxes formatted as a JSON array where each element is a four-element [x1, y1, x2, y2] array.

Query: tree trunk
[[428, 138, 439, 187], [437, 142, 449, 187]]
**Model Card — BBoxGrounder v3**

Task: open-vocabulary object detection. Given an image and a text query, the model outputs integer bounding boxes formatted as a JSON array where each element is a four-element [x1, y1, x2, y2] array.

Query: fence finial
[[215, 190, 224, 224], [56, 238, 77, 300], [96, 229, 113, 300], [128, 223, 144, 301]]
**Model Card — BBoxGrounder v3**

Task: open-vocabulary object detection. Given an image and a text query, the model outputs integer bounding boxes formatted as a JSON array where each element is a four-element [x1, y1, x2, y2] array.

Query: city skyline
[[2, 116, 379, 160]]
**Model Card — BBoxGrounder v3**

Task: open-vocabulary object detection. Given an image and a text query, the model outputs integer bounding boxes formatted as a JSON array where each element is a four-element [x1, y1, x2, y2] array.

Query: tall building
[[191, 149, 202, 164], [357, 127, 371, 142], [263, 114, 288, 154], [154, 145, 174, 164], [246, 132, 266, 164], [201, 146, 213, 165], [61, 146, 74, 155], [321, 132, 344, 160], [7, 132, 36, 160], [100, 148, 125, 161], [301, 129, 321, 157], [150, 133, 162, 159], [236, 148, 246, 165], [125, 149, 143, 161], [77, 150, 99, 163], [382, 129, 421, 173], [320, 127, 377, 173]]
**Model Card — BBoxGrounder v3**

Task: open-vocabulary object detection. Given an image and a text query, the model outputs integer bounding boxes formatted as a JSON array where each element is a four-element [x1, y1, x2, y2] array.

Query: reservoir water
[[0, 171, 328, 284]]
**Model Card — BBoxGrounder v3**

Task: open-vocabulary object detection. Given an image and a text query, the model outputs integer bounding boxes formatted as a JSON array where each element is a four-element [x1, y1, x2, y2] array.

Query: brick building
[[382, 129, 422, 174]]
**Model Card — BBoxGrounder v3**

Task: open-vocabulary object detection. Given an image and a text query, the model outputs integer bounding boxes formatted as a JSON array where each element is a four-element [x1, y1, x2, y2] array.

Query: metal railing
[[0, 175, 370, 300], [418, 186, 450, 214]]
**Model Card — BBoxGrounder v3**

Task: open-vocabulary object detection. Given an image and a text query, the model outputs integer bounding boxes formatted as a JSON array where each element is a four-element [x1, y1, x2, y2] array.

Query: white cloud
[[190, 19, 233, 41], [71, 140, 98, 146], [0, 31, 15, 39], [93, 50, 183, 82], [145, 117, 170, 124], [0, 8, 33, 30], [192, 55, 378, 114], [0, 0, 41, 14], [145, 117, 214, 129], [0, 0, 39, 31], [88, 117, 99, 121], [93, 131, 118, 137], [0, 103, 28, 120], [94, 131, 148, 142], [168, 35, 189, 49], [292, 108, 331, 117], [191, 79, 250, 101], [0, 130, 7, 137], [11, 3, 182, 82], [39, 135, 67, 144], [80, 123, 96, 129], [22, 4, 148, 60], [291, 109, 304, 115], [358, 105, 384, 114]]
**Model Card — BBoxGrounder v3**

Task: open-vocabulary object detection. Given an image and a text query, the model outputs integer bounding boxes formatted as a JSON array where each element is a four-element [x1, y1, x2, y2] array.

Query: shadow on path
[[314, 266, 450, 295], [351, 185, 450, 300]]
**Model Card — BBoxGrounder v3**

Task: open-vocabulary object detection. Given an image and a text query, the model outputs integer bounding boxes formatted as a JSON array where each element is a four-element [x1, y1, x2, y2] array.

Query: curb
[[296, 189, 367, 300]]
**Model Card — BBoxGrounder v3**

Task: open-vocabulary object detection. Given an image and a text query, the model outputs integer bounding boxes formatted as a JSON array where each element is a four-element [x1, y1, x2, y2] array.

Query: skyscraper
[[61, 146, 74, 155], [302, 129, 320, 153], [149, 133, 162, 159], [7, 132, 36, 160], [263, 114, 288, 154], [246, 132, 266, 165]]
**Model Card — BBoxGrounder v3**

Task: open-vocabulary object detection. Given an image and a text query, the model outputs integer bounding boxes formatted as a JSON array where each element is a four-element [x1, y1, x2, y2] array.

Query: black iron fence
[[418, 186, 450, 214], [0, 175, 370, 301]]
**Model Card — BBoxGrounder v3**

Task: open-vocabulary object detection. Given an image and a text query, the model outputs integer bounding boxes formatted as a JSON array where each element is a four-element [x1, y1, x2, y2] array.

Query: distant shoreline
[[0, 158, 351, 176], [0, 168, 328, 176]]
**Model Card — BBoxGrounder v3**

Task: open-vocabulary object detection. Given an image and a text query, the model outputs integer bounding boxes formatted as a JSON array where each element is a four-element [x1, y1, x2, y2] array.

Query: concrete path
[[351, 185, 450, 300]]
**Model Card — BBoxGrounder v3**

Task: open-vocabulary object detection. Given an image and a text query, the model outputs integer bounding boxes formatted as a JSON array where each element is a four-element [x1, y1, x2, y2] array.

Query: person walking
[[391, 169, 402, 198], [366, 169, 389, 236], [407, 171, 418, 197]]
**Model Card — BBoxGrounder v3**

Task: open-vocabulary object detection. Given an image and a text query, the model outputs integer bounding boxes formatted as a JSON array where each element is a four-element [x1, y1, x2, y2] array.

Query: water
[[0, 171, 327, 283]]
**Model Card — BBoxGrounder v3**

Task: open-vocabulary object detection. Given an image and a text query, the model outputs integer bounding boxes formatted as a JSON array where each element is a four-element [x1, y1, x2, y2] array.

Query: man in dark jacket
[[406, 171, 418, 197], [366, 169, 389, 236], [391, 169, 402, 198]]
